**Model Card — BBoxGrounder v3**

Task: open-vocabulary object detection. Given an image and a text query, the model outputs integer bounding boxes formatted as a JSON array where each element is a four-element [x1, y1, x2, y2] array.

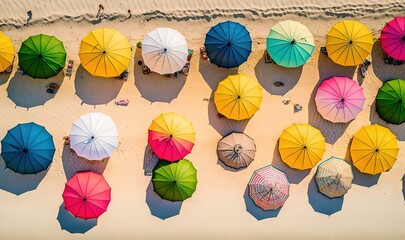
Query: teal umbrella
[[376, 79, 405, 125], [266, 20, 315, 68], [18, 34, 66, 78]]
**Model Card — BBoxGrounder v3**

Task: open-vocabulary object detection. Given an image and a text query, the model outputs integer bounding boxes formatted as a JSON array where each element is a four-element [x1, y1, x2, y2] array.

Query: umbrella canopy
[[142, 28, 188, 75], [376, 79, 405, 125], [279, 123, 326, 170], [316, 157, 353, 198], [248, 165, 289, 211], [1, 122, 55, 174], [152, 159, 197, 201], [204, 21, 252, 68], [266, 20, 315, 68], [214, 74, 262, 121], [148, 113, 195, 162], [18, 34, 66, 78], [326, 20, 373, 66], [79, 28, 131, 77], [380, 17, 405, 60], [70, 112, 119, 161], [62, 171, 111, 220], [0, 32, 14, 72], [350, 124, 399, 175], [217, 132, 256, 169], [315, 76, 365, 123]]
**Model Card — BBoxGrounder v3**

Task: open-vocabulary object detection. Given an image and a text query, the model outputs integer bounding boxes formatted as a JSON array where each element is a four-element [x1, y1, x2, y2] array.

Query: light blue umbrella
[[1, 122, 55, 174], [204, 21, 252, 68]]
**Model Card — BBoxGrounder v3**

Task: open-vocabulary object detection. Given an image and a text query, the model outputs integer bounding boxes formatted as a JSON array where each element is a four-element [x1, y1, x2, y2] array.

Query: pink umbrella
[[62, 171, 111, 220], [381, 17, 405, 60], [248, 165, 289, 211], [315, 76, 365, 123]]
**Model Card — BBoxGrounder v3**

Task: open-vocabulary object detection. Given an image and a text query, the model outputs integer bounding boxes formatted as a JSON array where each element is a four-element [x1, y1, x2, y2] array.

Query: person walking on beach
[[96, 4, 104, 18], [25, 10, 32, 27]]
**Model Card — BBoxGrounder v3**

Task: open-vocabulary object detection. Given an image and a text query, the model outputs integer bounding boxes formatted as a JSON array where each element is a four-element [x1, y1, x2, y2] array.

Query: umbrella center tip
[[22, 148, 29, 153], [234, 144, 243, 153], [349, 40, 353, 44], [303, 145, 307, 149], [173, 180, 177, 184], [38, 54, 43, 58], [399, 99, 403, 104], [291, 39, 296, 44], [402, 36, 405, 41], [91, 136, 94, 139], [227, 42, 232, 47], [237, 95, 241, 99], [83, 197, 87, 201], [375, 148, 379, 152], [169, 134, 173, 138], [163, 48, 167, 52], [336, 174, 342, 180], [102, 50, 106, 54]]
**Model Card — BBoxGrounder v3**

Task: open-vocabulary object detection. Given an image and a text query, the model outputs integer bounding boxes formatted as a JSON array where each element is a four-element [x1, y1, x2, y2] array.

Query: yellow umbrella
[[214, 74, 262, 121], [0, 32, 14, 72], [79, 28, 131, 77], [350, 124, 399, 175], [279, 123, 326, 170], [326, 20, 373, 66]]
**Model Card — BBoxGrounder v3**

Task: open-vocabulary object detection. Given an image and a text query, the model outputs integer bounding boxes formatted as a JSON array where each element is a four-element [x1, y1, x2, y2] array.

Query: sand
[[0, 0, 405, 239]]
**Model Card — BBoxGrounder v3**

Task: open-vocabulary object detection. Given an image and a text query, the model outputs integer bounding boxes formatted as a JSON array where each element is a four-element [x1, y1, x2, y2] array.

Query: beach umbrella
[[79, 28, 131, 77], [217, 132, 256, 169], [316, 157, 353, 198], [1, 122, 55, 174], [214, 74, 262, 120], [315, 76, 366, 123], [70, 112, 118, 161], [326, 20, 373, 66], [350, 124, 399, 175], [204, 21, 252, 68], [266, 20, 315, 68], [148, 113, 195, 162], [380, 17, 405, 60], [18, 34, 66, 78], [0, 32, 14, 72], [142, 28, 188, 75], [376, 79, 405, 124], [248, 165, 289, 211], [279, 123, 326, 170], [62, 171, 111, 220], [152, 159, 197, 202]]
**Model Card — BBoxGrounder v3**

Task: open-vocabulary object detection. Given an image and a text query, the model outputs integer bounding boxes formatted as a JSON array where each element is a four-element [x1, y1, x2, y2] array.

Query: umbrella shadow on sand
[[307, 175, 344, 216], [207, 93, 250, 136], [254, 58, 302, 96], [0, 156, 49, 195], [56, 203, 97, 234], [371, 40, 405, 81], [271, 141, 310, 184], [61, 144, 109, 180], [369, 100, 405, 141], [198, 56, 238, 90], [307, 77, 350, 144], [0, 72, 11, 85], [143, 144, 159, 176], [74, 65, 124, 106], [134, 48, 187, 103], [6, 72, 64, 109], [145, 182, 182, 220], [243, 185, 281, 220], [317, 51, 357, 81]]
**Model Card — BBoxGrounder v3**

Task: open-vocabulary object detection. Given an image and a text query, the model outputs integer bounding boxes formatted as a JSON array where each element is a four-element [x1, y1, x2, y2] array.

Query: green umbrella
[[18, 34, 66, 78], [376, 79, 405, 125], [152, 159, 197, 202], [266, 20, 315, 68]]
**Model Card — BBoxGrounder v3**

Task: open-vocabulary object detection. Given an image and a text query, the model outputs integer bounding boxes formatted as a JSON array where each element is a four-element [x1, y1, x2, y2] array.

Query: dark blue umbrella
[[204, 21, 252, 68], [1, 122, 55, 174]]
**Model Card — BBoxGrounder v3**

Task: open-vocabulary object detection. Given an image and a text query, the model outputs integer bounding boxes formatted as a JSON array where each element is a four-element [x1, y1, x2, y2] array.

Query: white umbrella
[[70, 112, 118, 161], [142, 28, 188, 75]]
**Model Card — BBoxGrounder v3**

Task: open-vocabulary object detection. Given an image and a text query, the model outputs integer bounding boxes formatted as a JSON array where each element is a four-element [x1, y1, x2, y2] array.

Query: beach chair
[[320, 47, 328, 56], [264, 50, 273, 63], [360, 67, 367, 78], [187, 49, 193, 62], [115, 99, 129, 106], [119, 70, 129, 80], [66, 60, 74, 77], [200, 47, 208, 59], [17, 68, 24, 75], [182, 63, 190, 75], [142, 65, 151, 74], [363, 59, 371, 66]]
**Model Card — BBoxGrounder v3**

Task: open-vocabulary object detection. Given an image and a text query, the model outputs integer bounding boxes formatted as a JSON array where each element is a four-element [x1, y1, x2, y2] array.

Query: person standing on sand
[[25, 10, 32, 26], [96, 4, 104, 18]]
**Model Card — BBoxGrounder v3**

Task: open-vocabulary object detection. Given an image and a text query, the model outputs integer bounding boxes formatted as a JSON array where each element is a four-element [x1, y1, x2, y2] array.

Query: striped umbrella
[[148, 113, 195, 162], [248, 165, 289, 211], [316, 157, 353, 198], [315, 76, 365, 123], [217, 132, 256, 169], [380, 17, 405, 60]]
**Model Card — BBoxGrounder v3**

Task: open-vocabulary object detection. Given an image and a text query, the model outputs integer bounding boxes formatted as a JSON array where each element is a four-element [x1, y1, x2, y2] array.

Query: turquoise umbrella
[[266, 20, 315, 68]]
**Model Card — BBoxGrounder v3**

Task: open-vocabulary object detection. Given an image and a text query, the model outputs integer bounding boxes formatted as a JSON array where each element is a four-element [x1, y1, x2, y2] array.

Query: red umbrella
[[380, 17, 405, 60], [62, 171, 111, 220]]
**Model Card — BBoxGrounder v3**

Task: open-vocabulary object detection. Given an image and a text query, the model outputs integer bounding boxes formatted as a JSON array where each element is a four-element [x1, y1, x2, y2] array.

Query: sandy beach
[[1, 0, 405, 239]]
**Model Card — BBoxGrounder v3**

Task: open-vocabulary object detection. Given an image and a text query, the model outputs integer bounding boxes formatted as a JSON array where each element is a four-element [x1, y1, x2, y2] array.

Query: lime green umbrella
[[266, 20, 315, 68], [18, 34, 66, 78], [152, 159, 197, 202], [376, 79, 405, 125]]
